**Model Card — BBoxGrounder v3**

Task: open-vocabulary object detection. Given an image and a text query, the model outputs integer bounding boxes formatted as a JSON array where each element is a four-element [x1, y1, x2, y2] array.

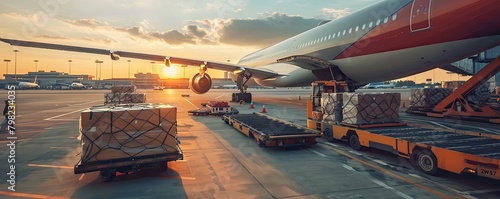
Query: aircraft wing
[[0, 38, 282, 80]]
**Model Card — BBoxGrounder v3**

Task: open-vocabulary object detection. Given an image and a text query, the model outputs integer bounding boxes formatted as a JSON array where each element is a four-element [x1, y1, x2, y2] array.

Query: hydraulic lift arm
[[429, 56, 500, 121]]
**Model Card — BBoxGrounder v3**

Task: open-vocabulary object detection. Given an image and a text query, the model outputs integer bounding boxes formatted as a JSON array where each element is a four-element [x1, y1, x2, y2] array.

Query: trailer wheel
[[159, 161, 168, 172], [416, 150, 439, 175], [349, 134, 362, 151], [100, 169, 116, 182], [323, 128, 334, 142]]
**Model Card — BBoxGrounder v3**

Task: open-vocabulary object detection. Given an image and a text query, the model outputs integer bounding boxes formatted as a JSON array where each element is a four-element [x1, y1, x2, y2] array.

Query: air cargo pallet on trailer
[[320, 122, 500, 180], [222, 112, 320, 147]]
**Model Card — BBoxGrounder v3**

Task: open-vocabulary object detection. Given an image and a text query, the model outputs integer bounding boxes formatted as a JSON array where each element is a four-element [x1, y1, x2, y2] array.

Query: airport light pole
[[68, 60, 72, 75], [34, 60, 38, 72], [4, 59, 10, 78], [127, 60, 131, 78], [111, 60, 114, 79], [13, 50, 18, 80]]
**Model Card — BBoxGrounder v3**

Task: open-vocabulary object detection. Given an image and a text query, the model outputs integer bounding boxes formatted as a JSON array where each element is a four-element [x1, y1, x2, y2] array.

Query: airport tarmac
[[0, 88, 499, 199]]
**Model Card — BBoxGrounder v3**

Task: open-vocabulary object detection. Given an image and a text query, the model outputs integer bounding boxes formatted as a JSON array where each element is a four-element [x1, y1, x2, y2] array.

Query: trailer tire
[[159, 161, 168, 172], [416, 150, 439, 175], [349, 134, 362, 151], [323, 128, 334, 142], [100, 169, 116, 182]]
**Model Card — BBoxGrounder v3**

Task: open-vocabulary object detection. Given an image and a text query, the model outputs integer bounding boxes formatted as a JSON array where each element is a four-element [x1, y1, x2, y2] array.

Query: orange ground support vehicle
[[306, 80, 500, 180]]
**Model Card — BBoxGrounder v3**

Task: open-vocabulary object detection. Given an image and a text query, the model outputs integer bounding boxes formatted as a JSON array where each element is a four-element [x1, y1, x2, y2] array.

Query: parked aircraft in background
[[365, 82, 396, 89], [69, 82, 86, 89], [18, 76, 40, 89], [222, 85, 238, 89], [1, 0, 499, 102]]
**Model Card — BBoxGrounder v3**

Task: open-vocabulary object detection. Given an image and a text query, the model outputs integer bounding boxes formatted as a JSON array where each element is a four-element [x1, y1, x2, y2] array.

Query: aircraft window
[[376, 19, 381, 25], [392, 14, 397, 21], [343, 30, 346, 35], [337, 32, 341, 37], [332, 34, 335, 39], [328, 35, 331, 40], [384, 17, 388, 23], [324, 36, 327, 41], [349, 28, 352, 34], [369, 22, 373, 28], [355, 26, 359, 32], [362, 24, 366, 30], [320, 38, 324, 42]]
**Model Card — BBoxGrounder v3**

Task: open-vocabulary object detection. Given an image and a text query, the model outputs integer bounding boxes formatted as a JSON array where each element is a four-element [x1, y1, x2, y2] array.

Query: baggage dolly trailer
[[321, 122, 500, 180], [74, 146, 183, 182], [223, 112, 320, 147]]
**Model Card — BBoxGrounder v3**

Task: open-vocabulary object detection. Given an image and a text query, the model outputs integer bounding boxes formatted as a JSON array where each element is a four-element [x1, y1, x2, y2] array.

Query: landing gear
[[231, 68, 253, 102]]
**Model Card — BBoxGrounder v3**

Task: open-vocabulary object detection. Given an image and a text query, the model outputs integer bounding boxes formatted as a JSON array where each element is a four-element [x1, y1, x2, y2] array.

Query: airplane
[[69, 82, 86, 89], [18, 76, 40, 89], [222, 85, 238, 89], [364, 82, 396, 89], [1, 0, 499, 102]]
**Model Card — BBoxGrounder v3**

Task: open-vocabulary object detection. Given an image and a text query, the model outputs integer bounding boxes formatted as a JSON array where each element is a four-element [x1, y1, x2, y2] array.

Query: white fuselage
[[234, 0, 500, 87]]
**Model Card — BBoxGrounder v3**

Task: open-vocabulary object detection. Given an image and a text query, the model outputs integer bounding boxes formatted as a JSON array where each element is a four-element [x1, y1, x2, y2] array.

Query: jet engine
[[189, 73, 212, 94]]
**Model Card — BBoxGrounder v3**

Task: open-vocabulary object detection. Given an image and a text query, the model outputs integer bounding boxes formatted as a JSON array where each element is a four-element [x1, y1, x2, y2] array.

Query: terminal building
[[0, 70, 233, 90]]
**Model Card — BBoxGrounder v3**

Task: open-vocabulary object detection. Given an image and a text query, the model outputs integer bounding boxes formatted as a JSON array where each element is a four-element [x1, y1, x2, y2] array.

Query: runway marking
[[44, 108, 86, 121], [477, 127, 500, 134], [342, 164, 356, 172], [429, 121, 453, 129], [0, 191, 73, 199], [305, 148, 327, 157], [373, 159, 389, 166], [215, 93, 226, 99], [319, 143, 464, 199], [349, 150, 363, 156], [78, 174, 85, 181], [371, 179, 413, 199], [408, 173, 424, 179], [183, 98, 199, 109], [324, 142, 339, 147], [27, 164, 73, 169]]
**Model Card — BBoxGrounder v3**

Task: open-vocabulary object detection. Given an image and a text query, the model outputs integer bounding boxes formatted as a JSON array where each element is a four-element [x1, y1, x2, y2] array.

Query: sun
[[163, 66, 178, 78]]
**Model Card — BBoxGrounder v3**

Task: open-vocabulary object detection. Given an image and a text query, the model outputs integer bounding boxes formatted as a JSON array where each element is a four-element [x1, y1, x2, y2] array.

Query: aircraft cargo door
[[410, 0, 432, 32]]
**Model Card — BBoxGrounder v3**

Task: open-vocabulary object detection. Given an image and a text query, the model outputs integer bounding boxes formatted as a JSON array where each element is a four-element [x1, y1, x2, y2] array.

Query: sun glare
[[163, 66, 178, 78]]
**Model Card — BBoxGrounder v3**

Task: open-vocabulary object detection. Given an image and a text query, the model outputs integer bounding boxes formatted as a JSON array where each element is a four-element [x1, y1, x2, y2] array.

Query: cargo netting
[[110, 85, 136, 93], [321, 93, 343, 123], [342, 93, 401, 125], [409, 88, 452, 108], [104, 93, 146, 104], [79, 104, 178, 164]]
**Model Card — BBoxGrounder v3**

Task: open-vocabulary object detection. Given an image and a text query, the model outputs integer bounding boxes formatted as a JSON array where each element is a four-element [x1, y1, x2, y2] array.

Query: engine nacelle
[[189, 73, 212, 94], [110, 51, 120, 61]]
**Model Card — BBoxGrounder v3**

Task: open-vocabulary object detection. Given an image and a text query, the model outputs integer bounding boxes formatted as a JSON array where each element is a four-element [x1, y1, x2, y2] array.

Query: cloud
[[64, 19, 106, 28], [198, 12, 324, 47], [320, 8, 351, 19], [183, 25, 208, 38], [35, 35, 69, 40], [58, 12, 323, 47], [81, 37, 117, 44]]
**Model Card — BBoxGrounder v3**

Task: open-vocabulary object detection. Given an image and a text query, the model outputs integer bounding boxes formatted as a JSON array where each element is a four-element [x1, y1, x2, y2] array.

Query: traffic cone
[[249, 102, 254, 109], [261, 105, 267, 113]]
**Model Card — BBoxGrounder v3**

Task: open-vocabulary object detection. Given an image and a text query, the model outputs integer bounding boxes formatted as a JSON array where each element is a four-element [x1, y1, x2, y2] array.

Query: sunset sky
[[0, 0, 468, 82]]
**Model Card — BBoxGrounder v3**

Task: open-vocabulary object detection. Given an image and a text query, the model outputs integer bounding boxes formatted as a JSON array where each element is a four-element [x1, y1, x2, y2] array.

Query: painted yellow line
[[27, 164, 73, 169], [320, 144, 466, 199], [183, 98, 199, 109], [78, 174, 85, 181], [0, 191, 72, 199]]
